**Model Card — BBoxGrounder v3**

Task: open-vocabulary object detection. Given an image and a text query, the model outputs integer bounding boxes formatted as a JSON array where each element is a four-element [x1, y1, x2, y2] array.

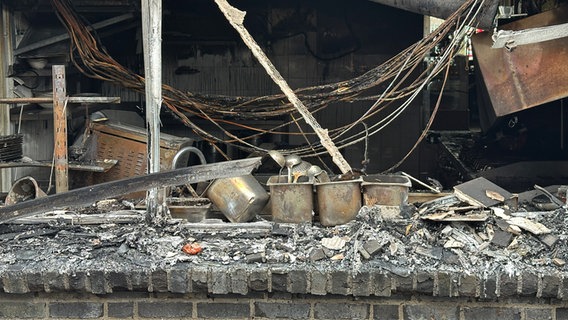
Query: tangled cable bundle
[[51, 0, 488, 170]]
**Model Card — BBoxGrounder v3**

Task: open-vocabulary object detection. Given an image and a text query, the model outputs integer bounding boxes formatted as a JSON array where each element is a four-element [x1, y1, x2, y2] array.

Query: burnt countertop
[[0, 200, 566, 300]]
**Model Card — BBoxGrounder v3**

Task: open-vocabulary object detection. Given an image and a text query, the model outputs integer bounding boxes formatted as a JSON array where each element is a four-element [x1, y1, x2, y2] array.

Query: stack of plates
[[0, 134, 23, 161]]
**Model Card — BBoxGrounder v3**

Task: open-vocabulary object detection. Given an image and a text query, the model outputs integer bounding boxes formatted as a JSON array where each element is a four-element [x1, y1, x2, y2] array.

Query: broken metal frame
[[0, 159, 116, 172], [0, 157, 261, 224], [48, 0, 489, 166], [14, 13, 135, 55], [367, 0, 499, 30], [0, 66, 121, 187]]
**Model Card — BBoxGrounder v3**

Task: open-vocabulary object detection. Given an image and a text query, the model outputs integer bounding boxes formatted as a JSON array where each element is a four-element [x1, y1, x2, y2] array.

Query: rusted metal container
[[267, 176, 313, 224], [88, 122, 194, 198], [315, 179, 362, 226], [361, 174, 411, 207], [206, 175, 269, 223], [167, 197, 211, 223], [90, 122, 194, 182]]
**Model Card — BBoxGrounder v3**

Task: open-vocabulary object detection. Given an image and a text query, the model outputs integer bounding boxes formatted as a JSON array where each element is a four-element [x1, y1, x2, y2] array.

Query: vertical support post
[[141, 0, 165, 224], [0, 4, 14, 192], [52, 65, 68, 193]]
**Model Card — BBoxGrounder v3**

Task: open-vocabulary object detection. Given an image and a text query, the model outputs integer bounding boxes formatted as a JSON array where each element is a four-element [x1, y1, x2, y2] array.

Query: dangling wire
[[50, 0, 485, 168]]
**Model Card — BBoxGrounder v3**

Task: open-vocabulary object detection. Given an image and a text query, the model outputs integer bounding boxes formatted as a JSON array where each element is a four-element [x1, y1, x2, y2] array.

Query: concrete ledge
[[0, 263, 565, 301]]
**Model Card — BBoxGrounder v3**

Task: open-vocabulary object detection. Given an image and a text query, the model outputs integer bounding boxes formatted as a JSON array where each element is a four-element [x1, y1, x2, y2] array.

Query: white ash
[[0, 198, 565, 279]]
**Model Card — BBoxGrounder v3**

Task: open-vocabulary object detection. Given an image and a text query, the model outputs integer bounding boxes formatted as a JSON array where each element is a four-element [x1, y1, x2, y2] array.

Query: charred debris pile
[[0, 173, 566, 277]]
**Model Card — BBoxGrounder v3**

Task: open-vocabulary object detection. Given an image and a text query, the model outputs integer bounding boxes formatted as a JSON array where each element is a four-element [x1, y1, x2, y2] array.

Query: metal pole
[[0, 4, 14, 192], [141, 0, 165, 223], [52, 65, 69, 193]]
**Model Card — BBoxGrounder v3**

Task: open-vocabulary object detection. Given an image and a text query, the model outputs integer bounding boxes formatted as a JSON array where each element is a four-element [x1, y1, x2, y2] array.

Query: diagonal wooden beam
[[214, 0, 352, 174]]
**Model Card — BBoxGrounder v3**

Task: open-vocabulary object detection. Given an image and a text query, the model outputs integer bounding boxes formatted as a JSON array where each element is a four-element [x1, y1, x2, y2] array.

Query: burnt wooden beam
[[52, 65, 69, 193], [214, 0, 352, 174], [141, 0, 164, 222], [0, 157, 261, 224]]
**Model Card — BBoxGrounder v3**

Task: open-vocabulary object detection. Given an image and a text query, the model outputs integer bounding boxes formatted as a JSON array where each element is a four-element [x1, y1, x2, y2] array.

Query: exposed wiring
[[50, 0, 486, 171]]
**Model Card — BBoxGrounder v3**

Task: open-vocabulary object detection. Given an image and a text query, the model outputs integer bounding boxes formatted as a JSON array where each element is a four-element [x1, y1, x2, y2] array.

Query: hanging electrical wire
[[50, 0, 487, 168]]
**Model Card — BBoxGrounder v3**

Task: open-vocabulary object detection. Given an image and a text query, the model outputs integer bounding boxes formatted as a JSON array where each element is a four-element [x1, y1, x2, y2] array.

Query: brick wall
[[0, 291, 567, 319], [1, 264, 568, 319]]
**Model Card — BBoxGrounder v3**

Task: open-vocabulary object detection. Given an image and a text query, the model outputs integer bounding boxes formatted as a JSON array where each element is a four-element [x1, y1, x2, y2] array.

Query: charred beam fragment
[[214, 0, 352, 174], [0, 157, 261, 224]]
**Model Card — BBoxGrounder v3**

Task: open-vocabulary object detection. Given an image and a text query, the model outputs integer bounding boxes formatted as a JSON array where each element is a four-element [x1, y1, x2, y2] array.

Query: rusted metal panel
[[472, 6, 568, 118]]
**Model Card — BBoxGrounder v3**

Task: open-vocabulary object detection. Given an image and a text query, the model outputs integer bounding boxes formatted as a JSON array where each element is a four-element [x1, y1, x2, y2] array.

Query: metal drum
[[206, 175, 269, 223]]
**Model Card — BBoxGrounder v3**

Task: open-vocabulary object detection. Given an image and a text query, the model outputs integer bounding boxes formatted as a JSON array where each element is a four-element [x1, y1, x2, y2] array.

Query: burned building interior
[[0, 0, 568, 319]]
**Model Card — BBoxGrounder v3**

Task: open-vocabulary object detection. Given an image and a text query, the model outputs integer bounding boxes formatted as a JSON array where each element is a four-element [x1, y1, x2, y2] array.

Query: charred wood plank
[[0, 157, 261, 224], [9, 210, 143, 225]]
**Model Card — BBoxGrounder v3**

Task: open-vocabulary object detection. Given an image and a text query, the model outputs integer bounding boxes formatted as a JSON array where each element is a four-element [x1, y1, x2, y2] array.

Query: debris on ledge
[[0, 180, 566, 281]]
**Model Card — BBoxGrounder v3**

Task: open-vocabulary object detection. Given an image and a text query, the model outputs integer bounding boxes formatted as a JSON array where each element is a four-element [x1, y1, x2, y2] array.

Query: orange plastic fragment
[[182, 243, 202, 255]]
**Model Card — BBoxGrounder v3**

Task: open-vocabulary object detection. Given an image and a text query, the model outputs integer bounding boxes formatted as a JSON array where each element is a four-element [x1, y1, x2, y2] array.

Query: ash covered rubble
[[0, 180, 567, 281]]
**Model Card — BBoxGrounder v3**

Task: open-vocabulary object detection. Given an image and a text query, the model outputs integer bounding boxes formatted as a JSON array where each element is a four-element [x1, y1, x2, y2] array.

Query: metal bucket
[[361, 174, 411, 207], [5, 176, 47, 205], [167, 197, 211, 223], [267, 175, 313, 224], [315, 179, 362, 226], [206, 175, 269, 223]]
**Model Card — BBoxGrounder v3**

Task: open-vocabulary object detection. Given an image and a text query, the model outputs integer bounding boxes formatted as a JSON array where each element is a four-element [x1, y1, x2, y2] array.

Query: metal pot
[[315, 178, 362, 226], [206, 174, 269, 223], [267, 175, 313, 224]]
